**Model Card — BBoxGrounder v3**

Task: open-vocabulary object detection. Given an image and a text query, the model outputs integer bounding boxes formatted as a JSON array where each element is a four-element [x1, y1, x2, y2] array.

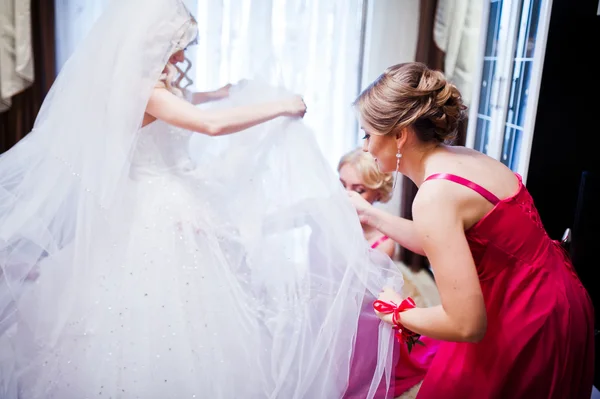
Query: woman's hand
[[374, 287, 404, 325], [347, 191, 374, 224], [280, 96, 307, 118], [213, 83, 232, 100]]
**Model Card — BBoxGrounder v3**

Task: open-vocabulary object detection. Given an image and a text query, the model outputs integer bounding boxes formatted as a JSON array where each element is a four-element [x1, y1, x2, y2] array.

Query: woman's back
[[416, 168, 595, 399], [419, 146, 519, 230]]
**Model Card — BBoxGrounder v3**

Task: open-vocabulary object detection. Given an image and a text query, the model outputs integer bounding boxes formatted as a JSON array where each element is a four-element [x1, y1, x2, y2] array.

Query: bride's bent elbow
[[197, 121, 225, 136], [205, 124, 224, 136]]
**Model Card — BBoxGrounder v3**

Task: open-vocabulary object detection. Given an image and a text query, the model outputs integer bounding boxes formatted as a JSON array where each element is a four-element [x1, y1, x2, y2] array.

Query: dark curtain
[[398, 0, 444, 272], [524, 0, 600, 385], [0, 0, 56, 153], [398, 0, 470, 271]]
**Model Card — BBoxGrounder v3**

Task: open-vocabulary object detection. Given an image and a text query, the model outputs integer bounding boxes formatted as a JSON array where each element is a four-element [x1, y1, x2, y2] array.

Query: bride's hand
[[281, 96, 307, 118], [213, 83, 232, 99], [347, 191, 374, 224]]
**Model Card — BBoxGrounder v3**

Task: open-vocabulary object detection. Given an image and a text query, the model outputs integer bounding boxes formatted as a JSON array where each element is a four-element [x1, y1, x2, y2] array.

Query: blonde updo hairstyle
[[354, 62, 467, 144], [338, 148, 394, 203], [160, 16, 199, 97]]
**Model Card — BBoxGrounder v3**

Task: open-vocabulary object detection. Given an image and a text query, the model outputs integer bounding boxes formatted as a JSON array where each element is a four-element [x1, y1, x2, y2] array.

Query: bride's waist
[[129, 159, 196, 180]]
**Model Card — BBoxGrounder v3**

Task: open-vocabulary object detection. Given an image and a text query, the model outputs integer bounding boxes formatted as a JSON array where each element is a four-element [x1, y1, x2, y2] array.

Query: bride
[[0, 0, 402, 398]]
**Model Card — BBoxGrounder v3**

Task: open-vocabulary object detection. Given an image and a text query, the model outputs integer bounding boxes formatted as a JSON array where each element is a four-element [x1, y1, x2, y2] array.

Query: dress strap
[[425, 173, 500, 205], [371, 235, 390, 249]]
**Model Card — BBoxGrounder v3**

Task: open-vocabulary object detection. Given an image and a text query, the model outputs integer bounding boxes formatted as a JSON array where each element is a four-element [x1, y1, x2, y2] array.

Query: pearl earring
[[392, 150, 402, 190]]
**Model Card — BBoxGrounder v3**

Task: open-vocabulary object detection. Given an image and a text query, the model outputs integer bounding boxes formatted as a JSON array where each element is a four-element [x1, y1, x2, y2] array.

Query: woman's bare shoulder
[[429, 146, 520, 201]]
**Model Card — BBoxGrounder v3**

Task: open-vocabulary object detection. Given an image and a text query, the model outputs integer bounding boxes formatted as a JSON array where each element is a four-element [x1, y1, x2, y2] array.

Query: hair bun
[[426, 79, 467, 142], [354, 62, 467, 144]]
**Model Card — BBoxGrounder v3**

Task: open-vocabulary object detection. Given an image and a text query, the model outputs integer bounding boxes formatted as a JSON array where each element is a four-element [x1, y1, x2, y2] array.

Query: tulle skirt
[[6, 166, 401, 398]]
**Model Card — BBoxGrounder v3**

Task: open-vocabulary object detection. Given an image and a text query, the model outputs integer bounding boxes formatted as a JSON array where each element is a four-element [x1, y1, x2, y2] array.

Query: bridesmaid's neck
[[401, 143, 444, 187]]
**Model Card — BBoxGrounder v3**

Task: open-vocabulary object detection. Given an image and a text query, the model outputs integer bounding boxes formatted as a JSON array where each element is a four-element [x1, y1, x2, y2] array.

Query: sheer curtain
[[54, 0, 110, 71], [54, 0, 365, 167], [190, 0, 365, 167]]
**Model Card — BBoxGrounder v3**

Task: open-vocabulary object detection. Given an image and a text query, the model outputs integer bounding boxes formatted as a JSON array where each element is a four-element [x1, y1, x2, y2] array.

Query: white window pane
[[501, 125, 523, 169], [474, 117, 491, 154], [473, 0, 507, 155], [501, 0, 542, 171]]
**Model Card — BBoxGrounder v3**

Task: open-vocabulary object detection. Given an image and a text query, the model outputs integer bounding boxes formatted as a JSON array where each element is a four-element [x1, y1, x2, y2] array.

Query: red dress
[[416, 173, 595, 399]]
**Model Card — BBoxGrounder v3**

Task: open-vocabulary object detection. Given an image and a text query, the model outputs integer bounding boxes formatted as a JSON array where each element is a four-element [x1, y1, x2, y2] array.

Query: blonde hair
[[160, 62, 193, 97], [159, 17, 198, 97], [354, 62, 467, 143], [338, 148, 394, 203]]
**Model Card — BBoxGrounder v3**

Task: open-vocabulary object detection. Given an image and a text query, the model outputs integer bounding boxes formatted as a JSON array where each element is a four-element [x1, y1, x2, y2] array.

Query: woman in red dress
[[349, 62, 595, 398]]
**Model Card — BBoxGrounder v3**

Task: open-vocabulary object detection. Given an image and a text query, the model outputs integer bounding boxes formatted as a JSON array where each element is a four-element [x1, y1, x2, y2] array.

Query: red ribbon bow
[[373, 297, 421, 352]]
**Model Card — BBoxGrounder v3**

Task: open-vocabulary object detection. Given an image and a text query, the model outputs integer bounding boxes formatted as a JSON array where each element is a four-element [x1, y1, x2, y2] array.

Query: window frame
[[466, 0, 554, 183]]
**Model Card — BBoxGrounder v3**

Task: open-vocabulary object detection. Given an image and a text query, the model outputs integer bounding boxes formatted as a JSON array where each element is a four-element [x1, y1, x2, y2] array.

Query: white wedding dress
[[0, 1, 402, 397], [4, 111, 402, 398], [11, 120, 290, 397], [15, 121, 261, 398]]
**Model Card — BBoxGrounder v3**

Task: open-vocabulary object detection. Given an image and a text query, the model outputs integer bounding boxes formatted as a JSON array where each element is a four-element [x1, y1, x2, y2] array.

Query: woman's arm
[[366, 207, 424, 256], [190, 83, 231, 105], [375, 185, 487, 343], [348, 191, 424, 255], [145, 87, 305, 136]]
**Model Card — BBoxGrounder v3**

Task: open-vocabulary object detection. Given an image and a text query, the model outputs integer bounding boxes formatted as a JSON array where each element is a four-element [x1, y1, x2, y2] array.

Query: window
[[54, 0, 367, 168], [467, 0, 553, 182], [190, 0, 368, 168]]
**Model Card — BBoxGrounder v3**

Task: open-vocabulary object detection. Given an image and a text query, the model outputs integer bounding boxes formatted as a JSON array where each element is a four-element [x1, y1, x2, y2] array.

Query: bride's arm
[[189, 83, 231, 105], [189, 91, 224, 105], [145, 87, 305, 136]]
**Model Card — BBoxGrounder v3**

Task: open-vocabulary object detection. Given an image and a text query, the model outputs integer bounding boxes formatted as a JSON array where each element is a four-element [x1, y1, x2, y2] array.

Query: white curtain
[[192, 0, 364, 168], [54, 0, 110, 71], [433, 0, 483, 107], [0, 0, 34, 112], [54, 0, 364, 167], [55, 0, 199, 72]]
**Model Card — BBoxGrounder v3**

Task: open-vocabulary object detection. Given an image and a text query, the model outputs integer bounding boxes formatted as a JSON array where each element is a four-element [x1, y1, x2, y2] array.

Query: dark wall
[[527, 0, 599, 386], [0, 0, 56, 153], [528, 0, 599, 239]]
